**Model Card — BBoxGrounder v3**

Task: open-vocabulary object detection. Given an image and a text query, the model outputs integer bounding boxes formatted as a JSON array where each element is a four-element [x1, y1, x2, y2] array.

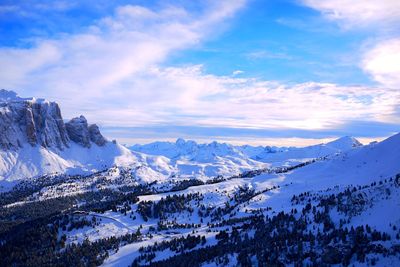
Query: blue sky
[[1, 0, 399, 146]]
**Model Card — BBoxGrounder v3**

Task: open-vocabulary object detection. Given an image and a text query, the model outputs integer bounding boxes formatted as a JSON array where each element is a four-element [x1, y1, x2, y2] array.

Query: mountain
[[130, 138, 268, 178], [0, 90, 137, 182], [3, 132, 398, 266], [253, 136, 362, 166], [284, 132, 400, 189], [130, 136, 363, 167], [101, 133, 400, 266], [0, 92, 397, 266], [130, 138, 247, 161]]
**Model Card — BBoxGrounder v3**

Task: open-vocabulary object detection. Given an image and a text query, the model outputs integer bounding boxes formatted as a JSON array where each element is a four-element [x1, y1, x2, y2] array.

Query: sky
[[0, 0, 399, 146]]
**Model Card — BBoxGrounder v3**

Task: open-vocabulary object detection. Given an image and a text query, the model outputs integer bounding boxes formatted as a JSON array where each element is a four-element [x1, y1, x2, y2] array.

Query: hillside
[[1, 131, 399, 266]]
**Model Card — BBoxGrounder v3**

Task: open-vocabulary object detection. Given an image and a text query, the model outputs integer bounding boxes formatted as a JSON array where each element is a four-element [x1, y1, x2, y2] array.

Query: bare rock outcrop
[[89, 124, 107, 146], [0, 91, 70, 150], [65, 115, 91, 148], [0, 90, 108, 150]]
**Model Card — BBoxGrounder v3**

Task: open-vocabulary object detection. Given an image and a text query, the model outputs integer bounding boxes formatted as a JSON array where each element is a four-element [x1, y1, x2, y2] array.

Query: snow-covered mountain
[[130, 138, 247, 161], [253, 136, 363, 166], [0, 90, 137, 182], [0, 90, 264, 184], [0, 89, 365, 186], [1, 91, 398, 266], [130, 136, 362, 167], [3, 131, 398, 266], [130, 138, 268, 179]]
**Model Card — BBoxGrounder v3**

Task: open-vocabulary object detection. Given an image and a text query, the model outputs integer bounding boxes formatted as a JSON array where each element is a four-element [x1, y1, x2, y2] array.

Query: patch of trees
[[137, 193, 203, 221], [135, 177, 400, 267], [134, 234, 206, 265], [140, 210, 396, 267], [170, 179, 205, 191], [0, 211, 142, 267]]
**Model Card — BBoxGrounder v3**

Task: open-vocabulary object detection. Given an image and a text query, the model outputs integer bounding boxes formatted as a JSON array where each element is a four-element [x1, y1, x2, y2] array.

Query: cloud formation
[[0, 0, 399, 145], [362, 38, 400, 88], [301, 0, 400, 29], [301, 0, 400, 89], [0, 1, 246, 113]]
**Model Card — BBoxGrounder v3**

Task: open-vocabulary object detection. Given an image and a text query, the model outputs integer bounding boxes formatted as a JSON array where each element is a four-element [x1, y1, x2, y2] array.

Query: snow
[[100, 133, 400, 266], [2, 130, 397, 266], [0, 89, 36, 103], [0, 142, 138, 181], [0, 90, 363, 186], [2, 90, 399, 266]]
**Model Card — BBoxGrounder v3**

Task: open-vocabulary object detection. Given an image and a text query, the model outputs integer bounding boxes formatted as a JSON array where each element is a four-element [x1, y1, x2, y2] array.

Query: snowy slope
[[286, 133, 400, 188], [242, 132, 400, 215], [98, 133, 400, 267], [3, 132, 398, 267], [0, 142, 138, 181], [0, 90, 139, 182], [253, 136, 362, 166]]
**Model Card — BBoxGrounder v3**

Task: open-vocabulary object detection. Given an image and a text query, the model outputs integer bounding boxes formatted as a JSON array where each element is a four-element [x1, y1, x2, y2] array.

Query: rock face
[[88, 124, 107, 146], [65, 116, 91, 148], [0, 90, 107, 150], [65, 116, 107, 148]]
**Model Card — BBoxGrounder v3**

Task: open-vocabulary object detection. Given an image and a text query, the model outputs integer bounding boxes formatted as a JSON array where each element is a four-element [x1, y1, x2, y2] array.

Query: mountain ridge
[[130, 135, 363, 164], [0, 90, 137, 182]]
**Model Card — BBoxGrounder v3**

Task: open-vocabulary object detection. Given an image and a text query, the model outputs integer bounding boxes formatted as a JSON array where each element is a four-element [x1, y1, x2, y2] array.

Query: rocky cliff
[[65, 115, 107, 148], [0, 89, 107, 150]]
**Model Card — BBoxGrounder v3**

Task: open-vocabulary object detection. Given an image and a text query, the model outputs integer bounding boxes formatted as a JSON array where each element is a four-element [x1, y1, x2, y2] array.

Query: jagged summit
[[0, 89, 20, 102], [65, 115, 107, 148], [0, 90, 137, 181], [0, 90, 107, 150], [0, 89, 45, 103], [131, 138, 246, 161]]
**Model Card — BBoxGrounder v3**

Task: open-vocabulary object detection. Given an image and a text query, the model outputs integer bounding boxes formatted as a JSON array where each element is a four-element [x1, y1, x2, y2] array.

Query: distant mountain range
[[130, 135, 362, 166], [0, 89, 364, 187]]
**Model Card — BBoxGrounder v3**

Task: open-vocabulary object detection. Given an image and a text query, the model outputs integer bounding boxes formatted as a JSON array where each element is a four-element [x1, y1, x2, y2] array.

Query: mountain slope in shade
[[0, 142, 138, 182]]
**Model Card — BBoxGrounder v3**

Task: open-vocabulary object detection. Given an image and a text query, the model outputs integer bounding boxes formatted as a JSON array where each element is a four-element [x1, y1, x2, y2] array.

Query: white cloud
[[362, 38, 400, 88], [301, 0, 400, 28], [83, 65, 400, 130], [0, 1, 246, 113], [301, 0, 400, 89], [232, 70, 244, 76], [1, 0, 399, 136]]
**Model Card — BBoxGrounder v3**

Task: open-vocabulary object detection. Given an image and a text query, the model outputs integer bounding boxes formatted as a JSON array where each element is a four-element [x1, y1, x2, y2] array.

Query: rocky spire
[[65, 115, 108, 148]]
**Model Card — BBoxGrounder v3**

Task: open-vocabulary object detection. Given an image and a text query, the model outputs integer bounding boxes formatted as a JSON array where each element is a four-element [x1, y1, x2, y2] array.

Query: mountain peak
[[65, 115, 107, 148], [326, 136, 362, 150], [176, 138, 186, 145], [0, 89, 47, 104], [0, 89, 19, 101]]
